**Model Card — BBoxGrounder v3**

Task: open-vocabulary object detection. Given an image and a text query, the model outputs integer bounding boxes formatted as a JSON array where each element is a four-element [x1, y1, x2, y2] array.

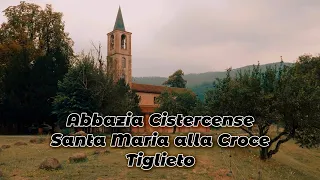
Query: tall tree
[[0, 1, 73, 57], [52, 53, 102, 126], [155, 90, 200, 133], [0, 1, 73, 133], [52, 53, 141, 133], [275, 55, 320, 149], [1, 49, 31, 130], [205, 59, 320, 160], [163, 69, 187, 88], [159, 69, 199, 133]]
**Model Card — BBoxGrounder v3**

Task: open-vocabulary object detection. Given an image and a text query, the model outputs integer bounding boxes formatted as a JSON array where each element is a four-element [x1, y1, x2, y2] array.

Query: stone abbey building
[[106, 7, 210, 133]]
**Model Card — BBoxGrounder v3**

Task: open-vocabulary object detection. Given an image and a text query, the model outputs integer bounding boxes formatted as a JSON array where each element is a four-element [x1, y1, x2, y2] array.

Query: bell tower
[[107, 6, 132, 86]]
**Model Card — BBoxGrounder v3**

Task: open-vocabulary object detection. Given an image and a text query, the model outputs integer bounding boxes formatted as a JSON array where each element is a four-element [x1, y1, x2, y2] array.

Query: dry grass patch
[[93, 148, 110, 155], [30, 137, 46, 144], [69, 152, 87, 163], [14, 142, 28, 146], [209, 168, 233, 180], [0, 130, 319, 180]]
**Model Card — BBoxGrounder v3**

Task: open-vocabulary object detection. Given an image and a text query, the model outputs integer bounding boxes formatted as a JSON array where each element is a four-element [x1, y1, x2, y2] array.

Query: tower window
[[121, 34, 126, 49], [110, 34, 114, 50], [122, 57, 126, 68]]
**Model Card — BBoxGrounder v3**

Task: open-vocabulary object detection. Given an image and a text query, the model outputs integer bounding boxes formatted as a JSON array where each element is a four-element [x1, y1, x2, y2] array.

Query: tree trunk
[[38, 127, 43, 135], [173, 126, 177, 134], [260, 147, 269, 160]]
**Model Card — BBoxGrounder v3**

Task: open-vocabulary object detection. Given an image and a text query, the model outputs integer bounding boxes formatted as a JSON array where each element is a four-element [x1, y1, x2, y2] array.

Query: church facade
[[106, 7, 210, 133]]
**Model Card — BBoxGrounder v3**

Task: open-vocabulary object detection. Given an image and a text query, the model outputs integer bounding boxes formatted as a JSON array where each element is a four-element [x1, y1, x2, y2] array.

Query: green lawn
[[0, 128, 319, 180]]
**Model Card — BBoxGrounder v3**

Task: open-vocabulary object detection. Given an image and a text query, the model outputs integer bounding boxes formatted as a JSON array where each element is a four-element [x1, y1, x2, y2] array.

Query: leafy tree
[[275, 55, 320, 149], [205, 58, 320, 160], [0, 1, 73, 133], [158, 69, 204, 133], [163, 69, 187, 88], [52, 53, 97, 126], [0, 1, 73, 84], [110, 79, 141, 132], [52, 53, 140, 132], [0, 67, 4, 103], [0, 49, 31, 129], [112, 79, 141, 116], [0, 1, 73, 57], [155, 90, 200, 133]]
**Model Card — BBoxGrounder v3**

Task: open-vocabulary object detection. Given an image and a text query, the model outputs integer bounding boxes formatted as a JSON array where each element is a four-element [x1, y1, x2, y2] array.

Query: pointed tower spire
[[113, 6, 125, 31]]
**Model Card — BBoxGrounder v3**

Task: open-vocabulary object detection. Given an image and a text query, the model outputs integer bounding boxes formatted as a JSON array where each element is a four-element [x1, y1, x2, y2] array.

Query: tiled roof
[[131, 83, 194, 94]]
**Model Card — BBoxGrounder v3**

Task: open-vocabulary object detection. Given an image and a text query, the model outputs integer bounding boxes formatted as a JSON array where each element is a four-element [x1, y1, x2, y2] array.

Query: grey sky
[[1, 0, 320, 77]]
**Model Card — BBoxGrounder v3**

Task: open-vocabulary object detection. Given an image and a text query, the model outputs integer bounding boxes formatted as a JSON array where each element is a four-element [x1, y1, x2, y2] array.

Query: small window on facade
[[121, 34, 126, 49], [110, 34, 114, 49], [122, 57, 126, 68]]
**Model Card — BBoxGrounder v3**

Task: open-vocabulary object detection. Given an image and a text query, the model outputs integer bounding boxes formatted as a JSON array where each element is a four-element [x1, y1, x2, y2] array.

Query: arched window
[[121, 34, 126, 49], [110, 34, 114, 50], [122, 57, 126, 69]]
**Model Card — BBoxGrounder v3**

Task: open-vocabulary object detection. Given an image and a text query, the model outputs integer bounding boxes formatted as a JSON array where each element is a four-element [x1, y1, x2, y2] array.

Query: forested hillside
[[133, 62, 293, 100]]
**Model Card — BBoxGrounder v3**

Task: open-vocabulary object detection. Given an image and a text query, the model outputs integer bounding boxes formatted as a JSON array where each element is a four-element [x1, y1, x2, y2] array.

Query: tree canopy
[[0, 1, 141, 134], [156, 69, 203, 133], [205, 57, 320, 160], [155, 90, 202, 133], [162, 69, 187, 88], [0, 1, 73, 133], [52, 52, 141, 131]]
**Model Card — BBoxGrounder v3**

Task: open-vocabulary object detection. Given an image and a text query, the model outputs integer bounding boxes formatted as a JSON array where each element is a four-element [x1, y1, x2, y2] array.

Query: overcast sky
[[1, 0, 320, 77]]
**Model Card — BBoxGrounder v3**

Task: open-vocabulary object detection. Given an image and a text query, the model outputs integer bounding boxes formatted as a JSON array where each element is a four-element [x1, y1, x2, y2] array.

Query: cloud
[[1, 0, 320, 76], [135, 0, 320, 76], [156, 0, 320, 49]]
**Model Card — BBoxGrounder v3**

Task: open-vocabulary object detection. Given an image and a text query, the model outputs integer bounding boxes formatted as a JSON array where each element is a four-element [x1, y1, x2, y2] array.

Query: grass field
[[0, 128, 319, 180]]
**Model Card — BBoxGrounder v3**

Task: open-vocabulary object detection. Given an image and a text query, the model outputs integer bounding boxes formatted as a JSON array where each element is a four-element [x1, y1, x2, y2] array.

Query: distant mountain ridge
[[132, 62, 293, 88]]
